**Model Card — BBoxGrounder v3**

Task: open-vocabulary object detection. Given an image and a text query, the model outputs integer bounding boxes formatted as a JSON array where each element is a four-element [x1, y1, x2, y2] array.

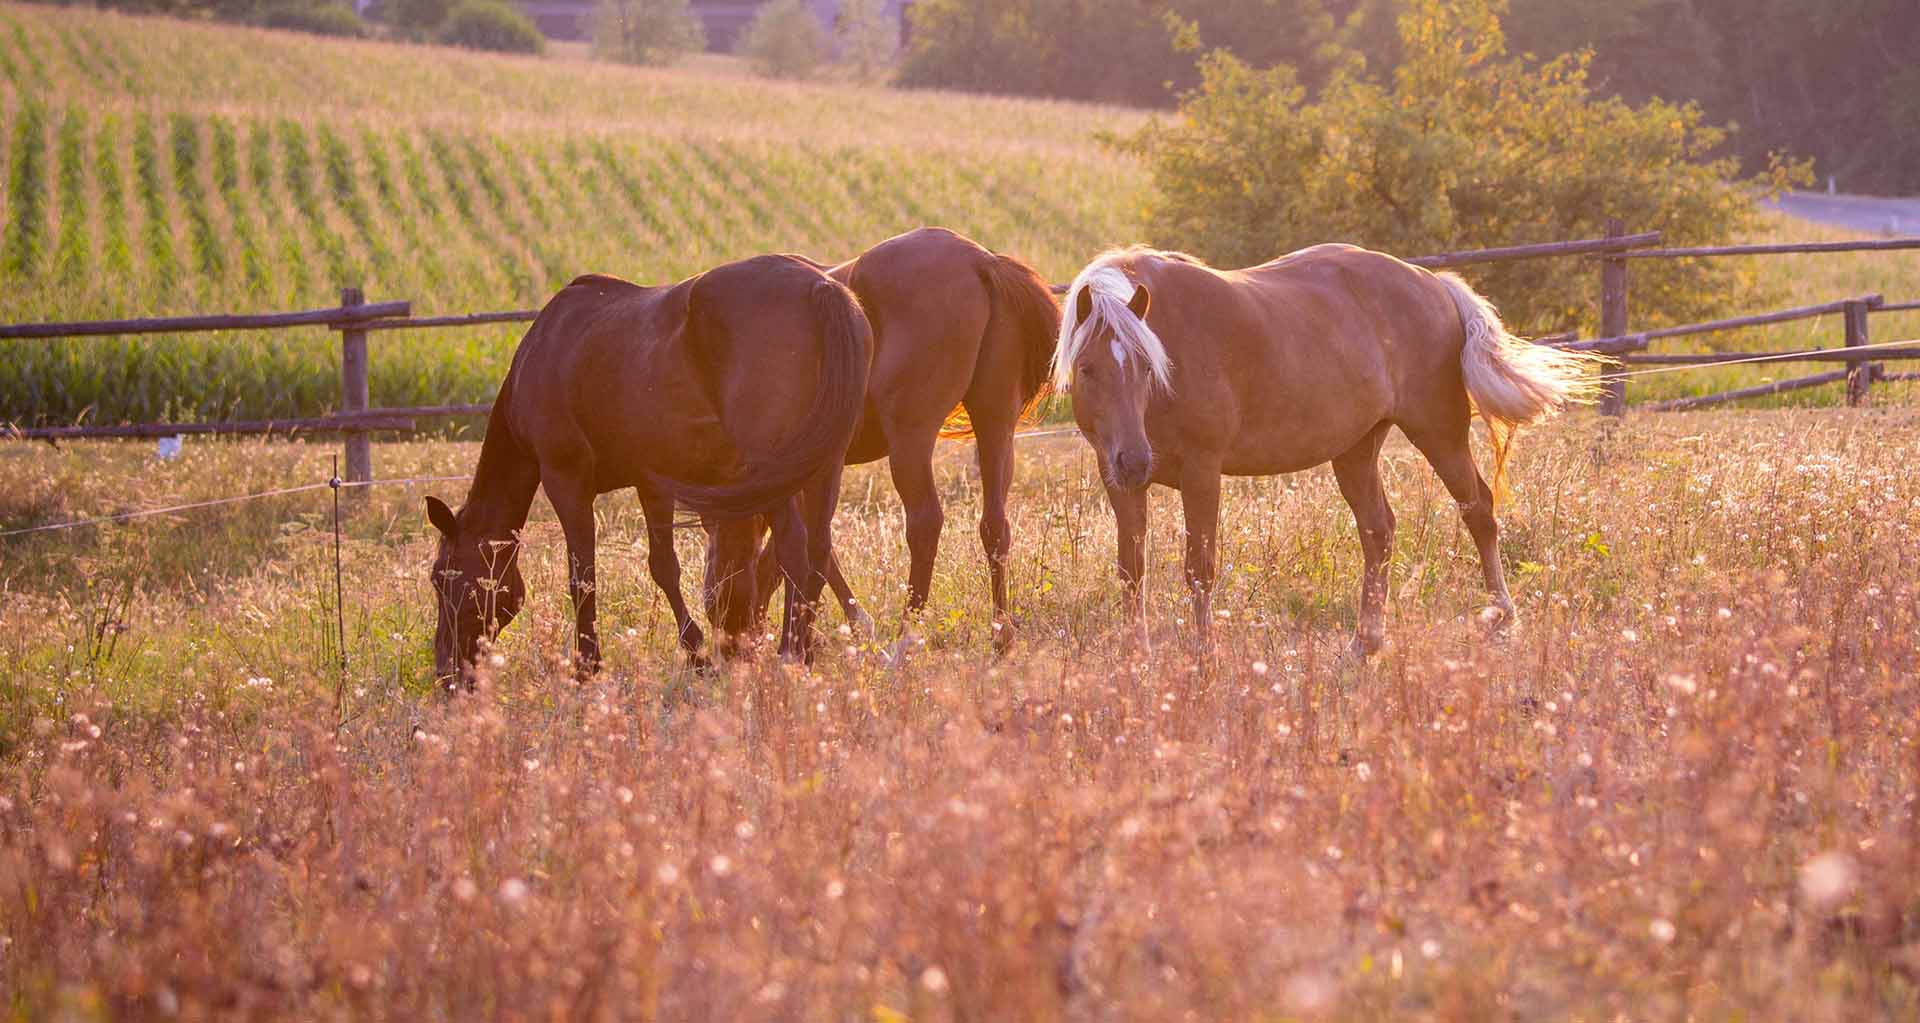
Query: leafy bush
[[1118, 0, 1807, 335], [591, 0, 705, 66], [378, 0, 451, 36], [437, 0, 545, 54], [834, 0, 898, 82], [259, 2, 369, 38], [737, 0, 827, 79]]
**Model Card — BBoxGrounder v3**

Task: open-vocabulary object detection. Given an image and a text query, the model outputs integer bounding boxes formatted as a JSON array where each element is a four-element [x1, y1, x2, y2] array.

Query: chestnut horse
[[1054, 244, 1600, 655], [706, 228, 1060, 653], [425, 254, 871, 684]]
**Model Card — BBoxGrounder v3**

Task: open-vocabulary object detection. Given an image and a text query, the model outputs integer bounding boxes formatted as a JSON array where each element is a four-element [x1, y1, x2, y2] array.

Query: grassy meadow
[[5, 405, 1920, 1016]]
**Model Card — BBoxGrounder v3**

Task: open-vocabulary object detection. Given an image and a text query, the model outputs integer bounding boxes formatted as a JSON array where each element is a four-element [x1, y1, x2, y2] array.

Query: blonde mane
[[1052, 251, 1174, 393]]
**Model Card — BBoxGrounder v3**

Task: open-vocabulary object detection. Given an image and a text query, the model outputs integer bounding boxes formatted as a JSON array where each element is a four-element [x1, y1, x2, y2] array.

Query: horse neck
[[460, 408, 539, 539]]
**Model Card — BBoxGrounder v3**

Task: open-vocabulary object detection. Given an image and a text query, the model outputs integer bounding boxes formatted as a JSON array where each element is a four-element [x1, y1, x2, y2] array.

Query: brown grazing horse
[[1054, 244, 1600, 655], [424, 254, 871, 685], [706, 228, 1060, 653]]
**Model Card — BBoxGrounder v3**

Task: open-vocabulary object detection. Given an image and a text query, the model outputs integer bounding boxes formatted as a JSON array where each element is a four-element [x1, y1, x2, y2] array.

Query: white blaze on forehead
[[1110, 339, 1127, 367]]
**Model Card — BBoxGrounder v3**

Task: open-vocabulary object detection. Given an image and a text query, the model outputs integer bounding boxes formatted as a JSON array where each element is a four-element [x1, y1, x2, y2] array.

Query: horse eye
[[1079, 361, 1097, 378]]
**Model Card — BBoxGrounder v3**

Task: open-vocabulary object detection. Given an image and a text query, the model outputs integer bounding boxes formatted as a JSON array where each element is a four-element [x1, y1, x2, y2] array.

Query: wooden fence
[[5, 229, 1920, 485]]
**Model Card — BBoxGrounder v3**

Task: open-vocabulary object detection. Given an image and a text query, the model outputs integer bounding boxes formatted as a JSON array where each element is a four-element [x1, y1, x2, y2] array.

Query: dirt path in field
[[1769, 191, 1920, 235]]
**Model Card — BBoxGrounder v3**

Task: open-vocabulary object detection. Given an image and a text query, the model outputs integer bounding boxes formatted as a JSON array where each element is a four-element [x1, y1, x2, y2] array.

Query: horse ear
[[1074, 287, 1094, 326], [426, 496, 458, 537], [1127, 283, 1151, 320]]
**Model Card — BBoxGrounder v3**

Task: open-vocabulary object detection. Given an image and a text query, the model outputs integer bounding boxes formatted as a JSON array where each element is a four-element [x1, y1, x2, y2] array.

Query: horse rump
[[665, 270, 873, 519]]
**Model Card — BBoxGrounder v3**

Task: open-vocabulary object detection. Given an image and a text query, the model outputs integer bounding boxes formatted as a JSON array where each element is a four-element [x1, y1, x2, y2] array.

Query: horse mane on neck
[[1052, 248, 1181, 393]]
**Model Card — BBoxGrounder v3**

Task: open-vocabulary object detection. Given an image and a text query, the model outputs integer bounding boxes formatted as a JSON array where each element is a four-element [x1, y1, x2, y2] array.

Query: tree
[[1120, 0, 1807, 335], [383, 0, 453, 37], [898, 0, 1342, 107], [835, 0, 899, 82], [592, 0, 706, 66], [738, 0, 829, 79]]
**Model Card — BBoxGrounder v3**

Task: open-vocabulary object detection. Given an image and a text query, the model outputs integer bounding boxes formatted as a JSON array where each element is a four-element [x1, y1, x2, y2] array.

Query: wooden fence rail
[[6, 228, 1920, 480], [0, 301, 411, 339]]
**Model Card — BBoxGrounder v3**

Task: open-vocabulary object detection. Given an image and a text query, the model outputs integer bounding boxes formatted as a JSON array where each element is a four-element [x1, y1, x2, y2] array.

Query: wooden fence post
[[1599, 218, 1629, 416], [340, 286, 372, 488], [1844, 298, 1871, 406]]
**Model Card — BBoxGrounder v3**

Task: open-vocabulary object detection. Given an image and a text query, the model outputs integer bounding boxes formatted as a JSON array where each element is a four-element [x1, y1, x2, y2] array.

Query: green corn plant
[[170, 113, 225, 287], [210, 115, 271, 298], [315, 122, 393, 285], [93, 111, 131, 281], [2, 98, 46, 283], [278, 119, 352, 294], [248, 119, 308, 304], [9, 23, 45, 82], [687, 140, 785, 240], [460, 135, 562, 295], [51, 106, 87, 288], [360, 126, 445, 297], [131, 112, 178, 298], [655, 142, 749, 247]]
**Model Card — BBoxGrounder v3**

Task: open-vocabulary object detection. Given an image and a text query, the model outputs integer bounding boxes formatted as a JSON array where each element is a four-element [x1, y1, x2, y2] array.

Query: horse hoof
[[990, 615, 1017, 658], [851, 608, 877, 640], [1478, 604, 1517, 636], [1346, 632, 1383, 662]]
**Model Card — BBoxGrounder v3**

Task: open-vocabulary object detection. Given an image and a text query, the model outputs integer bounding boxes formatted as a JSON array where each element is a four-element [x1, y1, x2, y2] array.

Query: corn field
[[0, 2, 1144, 426]]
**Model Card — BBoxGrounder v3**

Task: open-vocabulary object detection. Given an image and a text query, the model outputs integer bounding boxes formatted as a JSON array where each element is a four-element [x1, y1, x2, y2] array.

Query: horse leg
[[886, 426, 945, 616], [543, 469, 601, 678], [967, 406, 1019, 655], [1331, 423, 1395, 658], [1405, 420, 1517, 628], [798, 462, 847, 661], [1176, 460, 1223, 650], [824, 550, 872, 635], [1105, 482, 1150, 649], [749, 515, 778, 631], [637, 487, 707, 668], [767, 497, 814, 661]]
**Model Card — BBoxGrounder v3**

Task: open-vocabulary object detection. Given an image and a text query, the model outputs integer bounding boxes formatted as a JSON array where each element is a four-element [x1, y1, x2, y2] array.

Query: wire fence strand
[[2, 434, 1094, 542], [1601, 337, 1920, 380]]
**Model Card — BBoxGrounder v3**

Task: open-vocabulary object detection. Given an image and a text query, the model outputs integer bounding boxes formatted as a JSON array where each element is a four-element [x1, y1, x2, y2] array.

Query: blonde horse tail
[[1437, 271, 1607, 502]]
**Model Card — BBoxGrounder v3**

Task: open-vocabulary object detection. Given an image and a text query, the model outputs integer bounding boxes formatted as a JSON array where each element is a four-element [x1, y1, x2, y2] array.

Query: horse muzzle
[[1110, 448, 1154, 491]]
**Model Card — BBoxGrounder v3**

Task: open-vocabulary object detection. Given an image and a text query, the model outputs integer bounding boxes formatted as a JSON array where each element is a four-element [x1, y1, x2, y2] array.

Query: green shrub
[[259, 2, 369, 37], [1118, 0, 1808, 335], [737, 0, 826, 79], [437, 0, 544, 54], [898, 0, 1341, 106], [834, 0, 898, 82], [377, 0, 451, 36], [591, 0, 705, 66]]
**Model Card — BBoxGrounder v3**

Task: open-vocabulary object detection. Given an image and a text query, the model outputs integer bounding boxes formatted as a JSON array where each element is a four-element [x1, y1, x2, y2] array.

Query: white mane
[[1052, 253, 1172, 393]]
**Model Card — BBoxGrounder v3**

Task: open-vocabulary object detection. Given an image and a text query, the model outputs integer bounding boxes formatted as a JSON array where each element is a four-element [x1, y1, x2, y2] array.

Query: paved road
[[1769, 192, 1920, 235]]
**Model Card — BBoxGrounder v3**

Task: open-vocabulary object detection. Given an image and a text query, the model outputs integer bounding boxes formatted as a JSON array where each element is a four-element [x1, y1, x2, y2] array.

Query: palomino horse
[[1053, 244, 1599, 655], [707, 228, 1059, 653], [425, 254, 871, 684]]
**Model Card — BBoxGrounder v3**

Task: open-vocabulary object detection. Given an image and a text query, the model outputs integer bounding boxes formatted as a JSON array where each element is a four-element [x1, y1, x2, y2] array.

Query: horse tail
[[940, 251, 1063, 440], [667, 277, 872, 519], [1438, 271, 1607, 501]]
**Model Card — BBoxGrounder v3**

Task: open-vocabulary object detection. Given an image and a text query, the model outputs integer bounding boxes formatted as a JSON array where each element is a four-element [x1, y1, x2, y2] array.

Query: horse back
[[1133, 245, 1465, 473]]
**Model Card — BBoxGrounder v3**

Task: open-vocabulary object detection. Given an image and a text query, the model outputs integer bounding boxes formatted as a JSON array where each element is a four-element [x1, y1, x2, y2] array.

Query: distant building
[[518, 0, 909, 50]]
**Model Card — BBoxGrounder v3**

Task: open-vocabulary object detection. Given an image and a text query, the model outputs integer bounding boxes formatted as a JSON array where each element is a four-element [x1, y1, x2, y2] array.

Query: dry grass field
[[5, 400, 1920, 1018]]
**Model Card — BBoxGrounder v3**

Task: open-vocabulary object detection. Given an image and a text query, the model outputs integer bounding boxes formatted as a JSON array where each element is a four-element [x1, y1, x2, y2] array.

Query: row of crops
[[0, 3, 1140, 426]]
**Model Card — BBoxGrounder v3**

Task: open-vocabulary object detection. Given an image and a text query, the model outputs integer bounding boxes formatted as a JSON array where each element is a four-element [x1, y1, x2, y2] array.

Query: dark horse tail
[[665, 277, 872, 520], [941, 251, 1063, 439]]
